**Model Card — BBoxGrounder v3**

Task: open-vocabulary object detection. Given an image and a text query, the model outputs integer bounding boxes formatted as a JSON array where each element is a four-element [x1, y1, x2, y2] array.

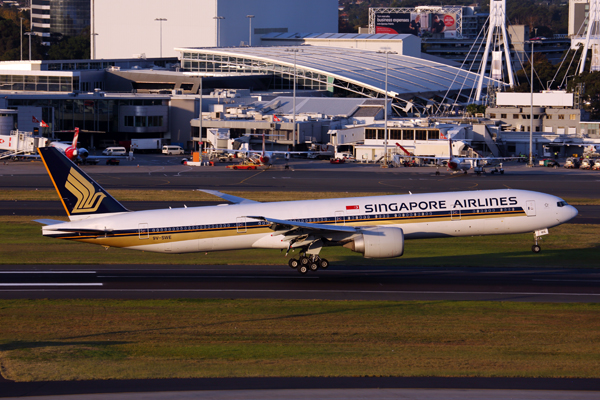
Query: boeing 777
[[35, 147, 578, 274]]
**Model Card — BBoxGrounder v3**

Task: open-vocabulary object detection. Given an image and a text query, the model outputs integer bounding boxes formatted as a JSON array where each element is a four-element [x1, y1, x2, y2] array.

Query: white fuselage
[[43, 189, 577, 254]]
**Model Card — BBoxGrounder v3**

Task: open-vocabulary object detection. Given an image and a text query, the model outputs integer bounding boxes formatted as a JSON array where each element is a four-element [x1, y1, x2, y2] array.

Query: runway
[[1, 265, 600, 302]]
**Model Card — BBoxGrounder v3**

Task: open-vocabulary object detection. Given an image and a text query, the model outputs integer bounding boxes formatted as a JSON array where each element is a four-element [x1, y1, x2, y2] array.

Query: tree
[[46, 29, 90, 60]]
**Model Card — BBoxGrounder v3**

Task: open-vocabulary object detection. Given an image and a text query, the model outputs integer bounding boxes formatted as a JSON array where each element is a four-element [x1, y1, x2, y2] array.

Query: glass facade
[[32, 0, 90, 40], [180, 52, 330, 91], [7, 98, 164, 134], [0, 75, 78, 92]]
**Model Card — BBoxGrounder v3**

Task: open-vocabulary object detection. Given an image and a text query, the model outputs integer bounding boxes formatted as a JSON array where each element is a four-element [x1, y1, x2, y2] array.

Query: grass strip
[[0, 299, 599, 381], [1, 217, 599, 267], [1, 189, 599, 205]]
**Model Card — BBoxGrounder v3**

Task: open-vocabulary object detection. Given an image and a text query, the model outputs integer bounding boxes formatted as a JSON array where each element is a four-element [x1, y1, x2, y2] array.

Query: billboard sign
[[374, 13, 411, 34], [374, 11, 458, 38]]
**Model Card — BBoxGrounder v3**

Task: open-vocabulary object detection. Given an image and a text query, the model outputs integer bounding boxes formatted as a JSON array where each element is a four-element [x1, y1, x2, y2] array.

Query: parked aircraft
[[50, 128, 125, 164], [216, 132, 317, 166], [35, 147, 577, 274], [399, 139, 515, 175]]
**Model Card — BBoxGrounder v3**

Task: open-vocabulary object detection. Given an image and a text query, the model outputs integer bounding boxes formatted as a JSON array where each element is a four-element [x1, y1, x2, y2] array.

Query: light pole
[[528, 36, 540, 167], [20, 17, 23, 61], [91, 33, 98, 60], [246, 15, 254, 46], [377, 50, 397, 168], [25, 32, 33, 61], [154, 18, 167, 57], [213, 16, 224, 47], [285, 48, 301, 147]]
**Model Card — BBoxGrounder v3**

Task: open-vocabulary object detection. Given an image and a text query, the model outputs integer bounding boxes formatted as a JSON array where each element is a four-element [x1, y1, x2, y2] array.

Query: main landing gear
[[288, 254, 329, 274]]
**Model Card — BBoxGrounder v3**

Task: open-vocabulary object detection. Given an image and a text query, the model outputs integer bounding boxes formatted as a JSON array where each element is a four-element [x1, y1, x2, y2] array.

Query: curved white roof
[[176, 45, 499, 100]]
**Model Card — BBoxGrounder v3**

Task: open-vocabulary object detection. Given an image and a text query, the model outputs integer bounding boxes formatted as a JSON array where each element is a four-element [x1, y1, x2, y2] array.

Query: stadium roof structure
[[176, 45, 502, 115]]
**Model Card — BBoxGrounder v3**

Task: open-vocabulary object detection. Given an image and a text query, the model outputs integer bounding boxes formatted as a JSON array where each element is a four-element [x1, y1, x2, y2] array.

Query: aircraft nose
[[567, 205, 578, 222]]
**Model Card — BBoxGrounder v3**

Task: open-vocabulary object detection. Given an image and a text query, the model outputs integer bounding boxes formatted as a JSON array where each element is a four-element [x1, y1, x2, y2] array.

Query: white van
[[162, 145, 184, 155], [102, 146, 127, 156]]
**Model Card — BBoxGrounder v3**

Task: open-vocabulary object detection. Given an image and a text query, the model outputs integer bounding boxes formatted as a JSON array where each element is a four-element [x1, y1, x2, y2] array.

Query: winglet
[[198, 189, 259, 204]]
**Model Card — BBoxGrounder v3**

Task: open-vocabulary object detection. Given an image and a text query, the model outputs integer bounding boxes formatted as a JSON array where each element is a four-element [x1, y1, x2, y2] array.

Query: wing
[[246, 216, 358, 234], [245, 215, 360, 253], [198, 189, 259, 204]]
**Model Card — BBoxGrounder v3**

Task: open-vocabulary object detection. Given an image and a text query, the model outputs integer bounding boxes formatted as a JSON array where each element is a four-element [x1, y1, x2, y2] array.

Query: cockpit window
[[557, 201, 568, 207]]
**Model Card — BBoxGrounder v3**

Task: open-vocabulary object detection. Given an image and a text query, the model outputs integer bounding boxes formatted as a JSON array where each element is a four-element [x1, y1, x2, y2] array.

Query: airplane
[[397, 138, 516, 175], [35, 146, 578, 274], [214, 132, 320, 166], [49, 128, 83, 161], [50, 128, 126, 165]]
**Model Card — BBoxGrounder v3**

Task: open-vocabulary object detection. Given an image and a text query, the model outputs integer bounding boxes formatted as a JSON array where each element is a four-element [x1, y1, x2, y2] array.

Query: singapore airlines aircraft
[[36, 147, 578, 274]]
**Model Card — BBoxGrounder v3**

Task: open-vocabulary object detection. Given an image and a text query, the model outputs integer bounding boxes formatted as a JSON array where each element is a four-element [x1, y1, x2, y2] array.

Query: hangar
[[176, 46, 501, 116]]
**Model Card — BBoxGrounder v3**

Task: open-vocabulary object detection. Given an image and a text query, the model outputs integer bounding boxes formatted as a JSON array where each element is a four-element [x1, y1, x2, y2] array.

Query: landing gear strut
[[532, 232, 542, 253]]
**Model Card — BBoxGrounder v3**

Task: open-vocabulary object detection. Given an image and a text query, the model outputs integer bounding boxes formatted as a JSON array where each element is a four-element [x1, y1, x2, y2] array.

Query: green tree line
[[0, 6, 89, 61]]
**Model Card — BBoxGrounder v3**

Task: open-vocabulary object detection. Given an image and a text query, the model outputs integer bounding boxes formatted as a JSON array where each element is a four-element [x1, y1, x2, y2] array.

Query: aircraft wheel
[[435, 171, 440, 176], [490, 170, 494, 174], [532, 245, 541, 253], [476, 171, 481, 176], [298, 265, 308, 274], [500, 170, 504, 174], [319, 258, 329, 269], [299, 256, 310, 266], [309, 262, 318, 272], [288, 258, 299, 269], [464, 171, 467, 174]]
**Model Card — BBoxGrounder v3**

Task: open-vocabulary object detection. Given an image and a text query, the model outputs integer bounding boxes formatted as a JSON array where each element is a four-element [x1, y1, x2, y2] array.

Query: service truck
[[130, 138, 162, 153]]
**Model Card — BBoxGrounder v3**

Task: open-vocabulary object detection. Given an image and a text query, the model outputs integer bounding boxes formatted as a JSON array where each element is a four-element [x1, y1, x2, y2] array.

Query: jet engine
[[343, 227, 404, 258]]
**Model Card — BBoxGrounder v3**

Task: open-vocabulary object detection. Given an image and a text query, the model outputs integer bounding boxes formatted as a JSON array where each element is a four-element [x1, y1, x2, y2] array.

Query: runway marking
[[534, 279, 600, 283], [0, 271, 96, 274], [0, 283, 103, 287], [1, 288, 598, 296], [175, 167, 193, 176], [97, 275, 319, 279]]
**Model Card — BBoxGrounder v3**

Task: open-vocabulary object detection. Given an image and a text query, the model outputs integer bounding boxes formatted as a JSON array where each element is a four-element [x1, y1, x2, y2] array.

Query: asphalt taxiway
[[2, 156, 600, 201]]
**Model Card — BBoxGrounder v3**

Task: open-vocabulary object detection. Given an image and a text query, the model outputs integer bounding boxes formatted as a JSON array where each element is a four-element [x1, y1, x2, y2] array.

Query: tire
[[298, 265, 308, 274], [319, 259, 329, 269], [299, 256, 310, 266], [500, 170, 504, 174], [532, 245, 541, 253], [309, 263, 318, 272], [288, 258, 299, 269]]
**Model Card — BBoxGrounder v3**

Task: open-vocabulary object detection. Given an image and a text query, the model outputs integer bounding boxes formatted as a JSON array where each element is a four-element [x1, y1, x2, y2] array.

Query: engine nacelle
[[343, 227, 404, 258]]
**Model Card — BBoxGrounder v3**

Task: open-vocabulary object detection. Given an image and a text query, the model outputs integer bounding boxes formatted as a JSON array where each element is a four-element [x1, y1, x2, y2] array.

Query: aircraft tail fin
[[38, 147, 129, 219]]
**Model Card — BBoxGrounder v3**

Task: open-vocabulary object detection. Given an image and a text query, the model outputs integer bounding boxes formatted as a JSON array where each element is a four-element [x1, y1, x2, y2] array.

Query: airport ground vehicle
[[564, 157, 581, 169], [580, 158, 594, 170], [592, 159, 600, 170], [35, 147, 578, 274], [228, 160, 259, 170], [105, 158, 120, 165], [102, 146, 127, 156], [539, 158, 560, 168], [162, 145, 185, 155], [131, 138, 162, 153]]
